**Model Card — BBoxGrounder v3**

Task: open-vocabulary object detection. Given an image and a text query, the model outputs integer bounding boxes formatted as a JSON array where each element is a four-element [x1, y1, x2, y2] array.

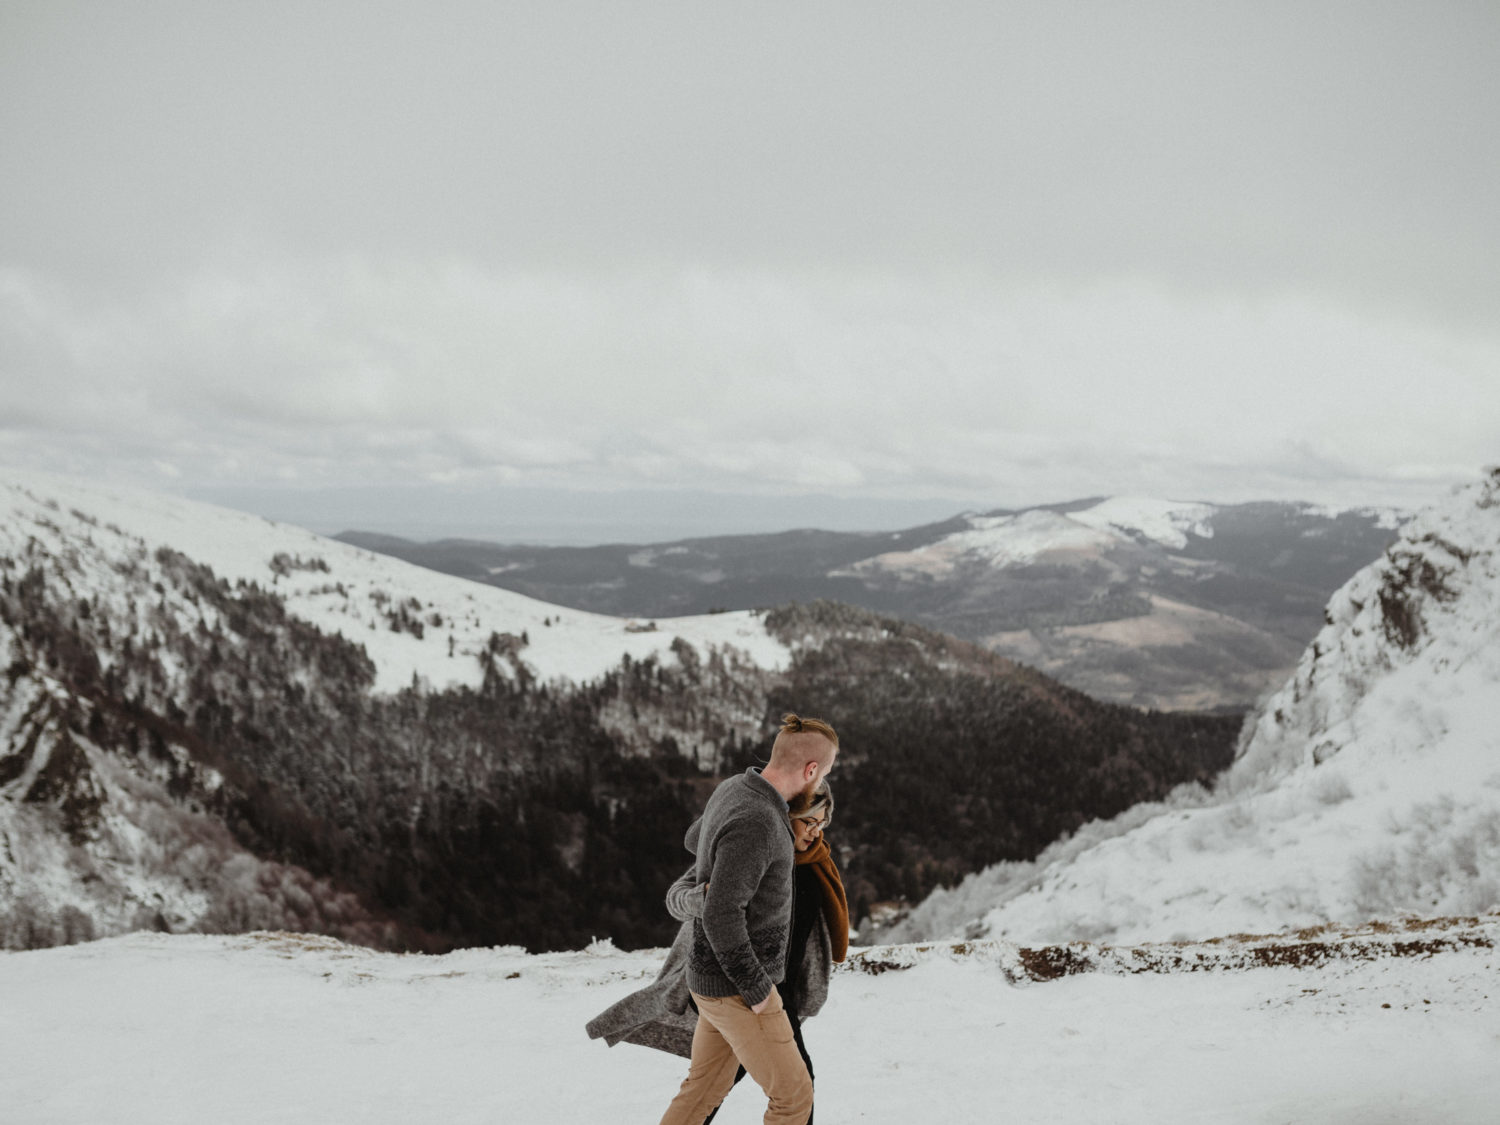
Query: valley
[[1, 470, 1238, 954], [340, 497, 1400, 709]]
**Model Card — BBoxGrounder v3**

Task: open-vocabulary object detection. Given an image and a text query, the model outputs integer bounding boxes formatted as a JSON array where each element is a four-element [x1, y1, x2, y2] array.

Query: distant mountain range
[[878, 469, 1500, 944], [339, 497, 1404, 710]]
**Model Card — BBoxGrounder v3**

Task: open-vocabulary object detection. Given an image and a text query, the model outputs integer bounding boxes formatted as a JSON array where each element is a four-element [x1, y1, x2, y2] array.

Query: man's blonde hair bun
[[779, 712, 838, 746]]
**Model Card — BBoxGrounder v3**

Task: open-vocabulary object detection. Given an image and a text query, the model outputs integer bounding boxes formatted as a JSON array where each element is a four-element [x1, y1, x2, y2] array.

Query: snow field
[[2, 931, 1497, 1124]]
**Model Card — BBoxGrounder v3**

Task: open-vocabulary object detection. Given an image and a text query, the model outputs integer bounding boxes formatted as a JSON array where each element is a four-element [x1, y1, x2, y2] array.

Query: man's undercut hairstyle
[[769, 712, 839, 770]]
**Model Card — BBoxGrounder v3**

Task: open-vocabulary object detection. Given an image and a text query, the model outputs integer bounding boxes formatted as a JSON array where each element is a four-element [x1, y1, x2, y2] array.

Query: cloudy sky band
[[2, 2, 1497, 538]]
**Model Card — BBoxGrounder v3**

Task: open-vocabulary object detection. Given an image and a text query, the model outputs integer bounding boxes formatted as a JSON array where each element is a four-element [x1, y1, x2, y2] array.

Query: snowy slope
[[837, 496, 1222, 579], [1068, 496, 1216, 549], [0, 467, 789, 694], [836, 504, 1166, 579], [2, 924, 1496, 1124], [0, 585, 395, 947], [839, 509, 1118, 577], [887, 470, 1500, 945], [1, 467, 793, 948]]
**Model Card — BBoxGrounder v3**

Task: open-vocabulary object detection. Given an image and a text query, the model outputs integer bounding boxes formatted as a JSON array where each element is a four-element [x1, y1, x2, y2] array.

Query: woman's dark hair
[[788, 781, 834, 825]]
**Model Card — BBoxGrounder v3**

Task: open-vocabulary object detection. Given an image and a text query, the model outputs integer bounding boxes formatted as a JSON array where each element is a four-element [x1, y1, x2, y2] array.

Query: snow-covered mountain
[[830, 496, 1404, 710], [347, 496, 1402, 709], [0, 467, 789, 949], [0, 468, 788, 696], [2, 468, 1243, 953], [883, 469, 1500, 944], [836, 497, 1223, 576]]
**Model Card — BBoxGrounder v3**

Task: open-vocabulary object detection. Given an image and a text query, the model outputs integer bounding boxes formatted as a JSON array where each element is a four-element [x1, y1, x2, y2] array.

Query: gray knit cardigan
[[683, 768, 795, 1006], [584, 786, 834, 1058]]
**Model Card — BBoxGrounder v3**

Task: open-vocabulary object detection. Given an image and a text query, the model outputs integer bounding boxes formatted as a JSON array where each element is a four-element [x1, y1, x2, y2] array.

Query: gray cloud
[[2, 2, 1498, 535]]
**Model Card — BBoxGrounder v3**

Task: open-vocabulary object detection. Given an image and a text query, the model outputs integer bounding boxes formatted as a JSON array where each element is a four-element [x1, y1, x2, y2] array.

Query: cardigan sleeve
[[665, 866, 706, 922]]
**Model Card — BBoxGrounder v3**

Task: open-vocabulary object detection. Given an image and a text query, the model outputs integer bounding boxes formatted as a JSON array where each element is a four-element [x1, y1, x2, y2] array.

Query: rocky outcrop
[[1229, 467, 1500, 790], [23, 727, 105, 844]]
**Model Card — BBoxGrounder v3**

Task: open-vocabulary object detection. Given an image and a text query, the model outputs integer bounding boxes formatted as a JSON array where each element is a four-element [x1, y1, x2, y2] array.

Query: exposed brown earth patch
[[842, 913, 1498, 984]]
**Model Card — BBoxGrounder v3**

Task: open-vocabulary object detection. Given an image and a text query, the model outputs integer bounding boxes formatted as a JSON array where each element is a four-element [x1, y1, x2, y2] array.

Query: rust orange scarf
[[795, 835, 849, 962]]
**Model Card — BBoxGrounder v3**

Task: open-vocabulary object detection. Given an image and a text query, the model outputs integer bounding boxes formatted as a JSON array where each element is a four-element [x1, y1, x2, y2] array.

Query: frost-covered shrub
[[1310, 769, 1354, 807], [1350, 799, 1500, 917], [58, 905, 95, 945]]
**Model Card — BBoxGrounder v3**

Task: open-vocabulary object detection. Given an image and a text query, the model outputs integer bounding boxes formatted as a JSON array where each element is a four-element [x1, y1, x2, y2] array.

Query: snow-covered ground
[[2, 927, 1496, 1124]]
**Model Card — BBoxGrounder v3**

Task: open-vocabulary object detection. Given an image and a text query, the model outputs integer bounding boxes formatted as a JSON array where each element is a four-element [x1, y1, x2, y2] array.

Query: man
[[657, 712, 839, 1125]]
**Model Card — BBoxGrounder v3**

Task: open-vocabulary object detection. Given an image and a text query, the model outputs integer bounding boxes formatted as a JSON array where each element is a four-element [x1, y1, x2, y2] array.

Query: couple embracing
[[588, 712, 848, 1124]]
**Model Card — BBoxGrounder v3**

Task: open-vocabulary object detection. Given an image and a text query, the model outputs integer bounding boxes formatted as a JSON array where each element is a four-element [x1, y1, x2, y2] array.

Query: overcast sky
[[3, 2, 1497, 542]]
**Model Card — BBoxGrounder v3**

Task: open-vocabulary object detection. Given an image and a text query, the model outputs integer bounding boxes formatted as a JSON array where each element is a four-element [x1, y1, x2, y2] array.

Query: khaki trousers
[[658, 988, 814, 1125]]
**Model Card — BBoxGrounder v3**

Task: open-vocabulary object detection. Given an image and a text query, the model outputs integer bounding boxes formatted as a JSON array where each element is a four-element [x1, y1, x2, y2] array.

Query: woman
[[585, 784, 849, 1123]]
